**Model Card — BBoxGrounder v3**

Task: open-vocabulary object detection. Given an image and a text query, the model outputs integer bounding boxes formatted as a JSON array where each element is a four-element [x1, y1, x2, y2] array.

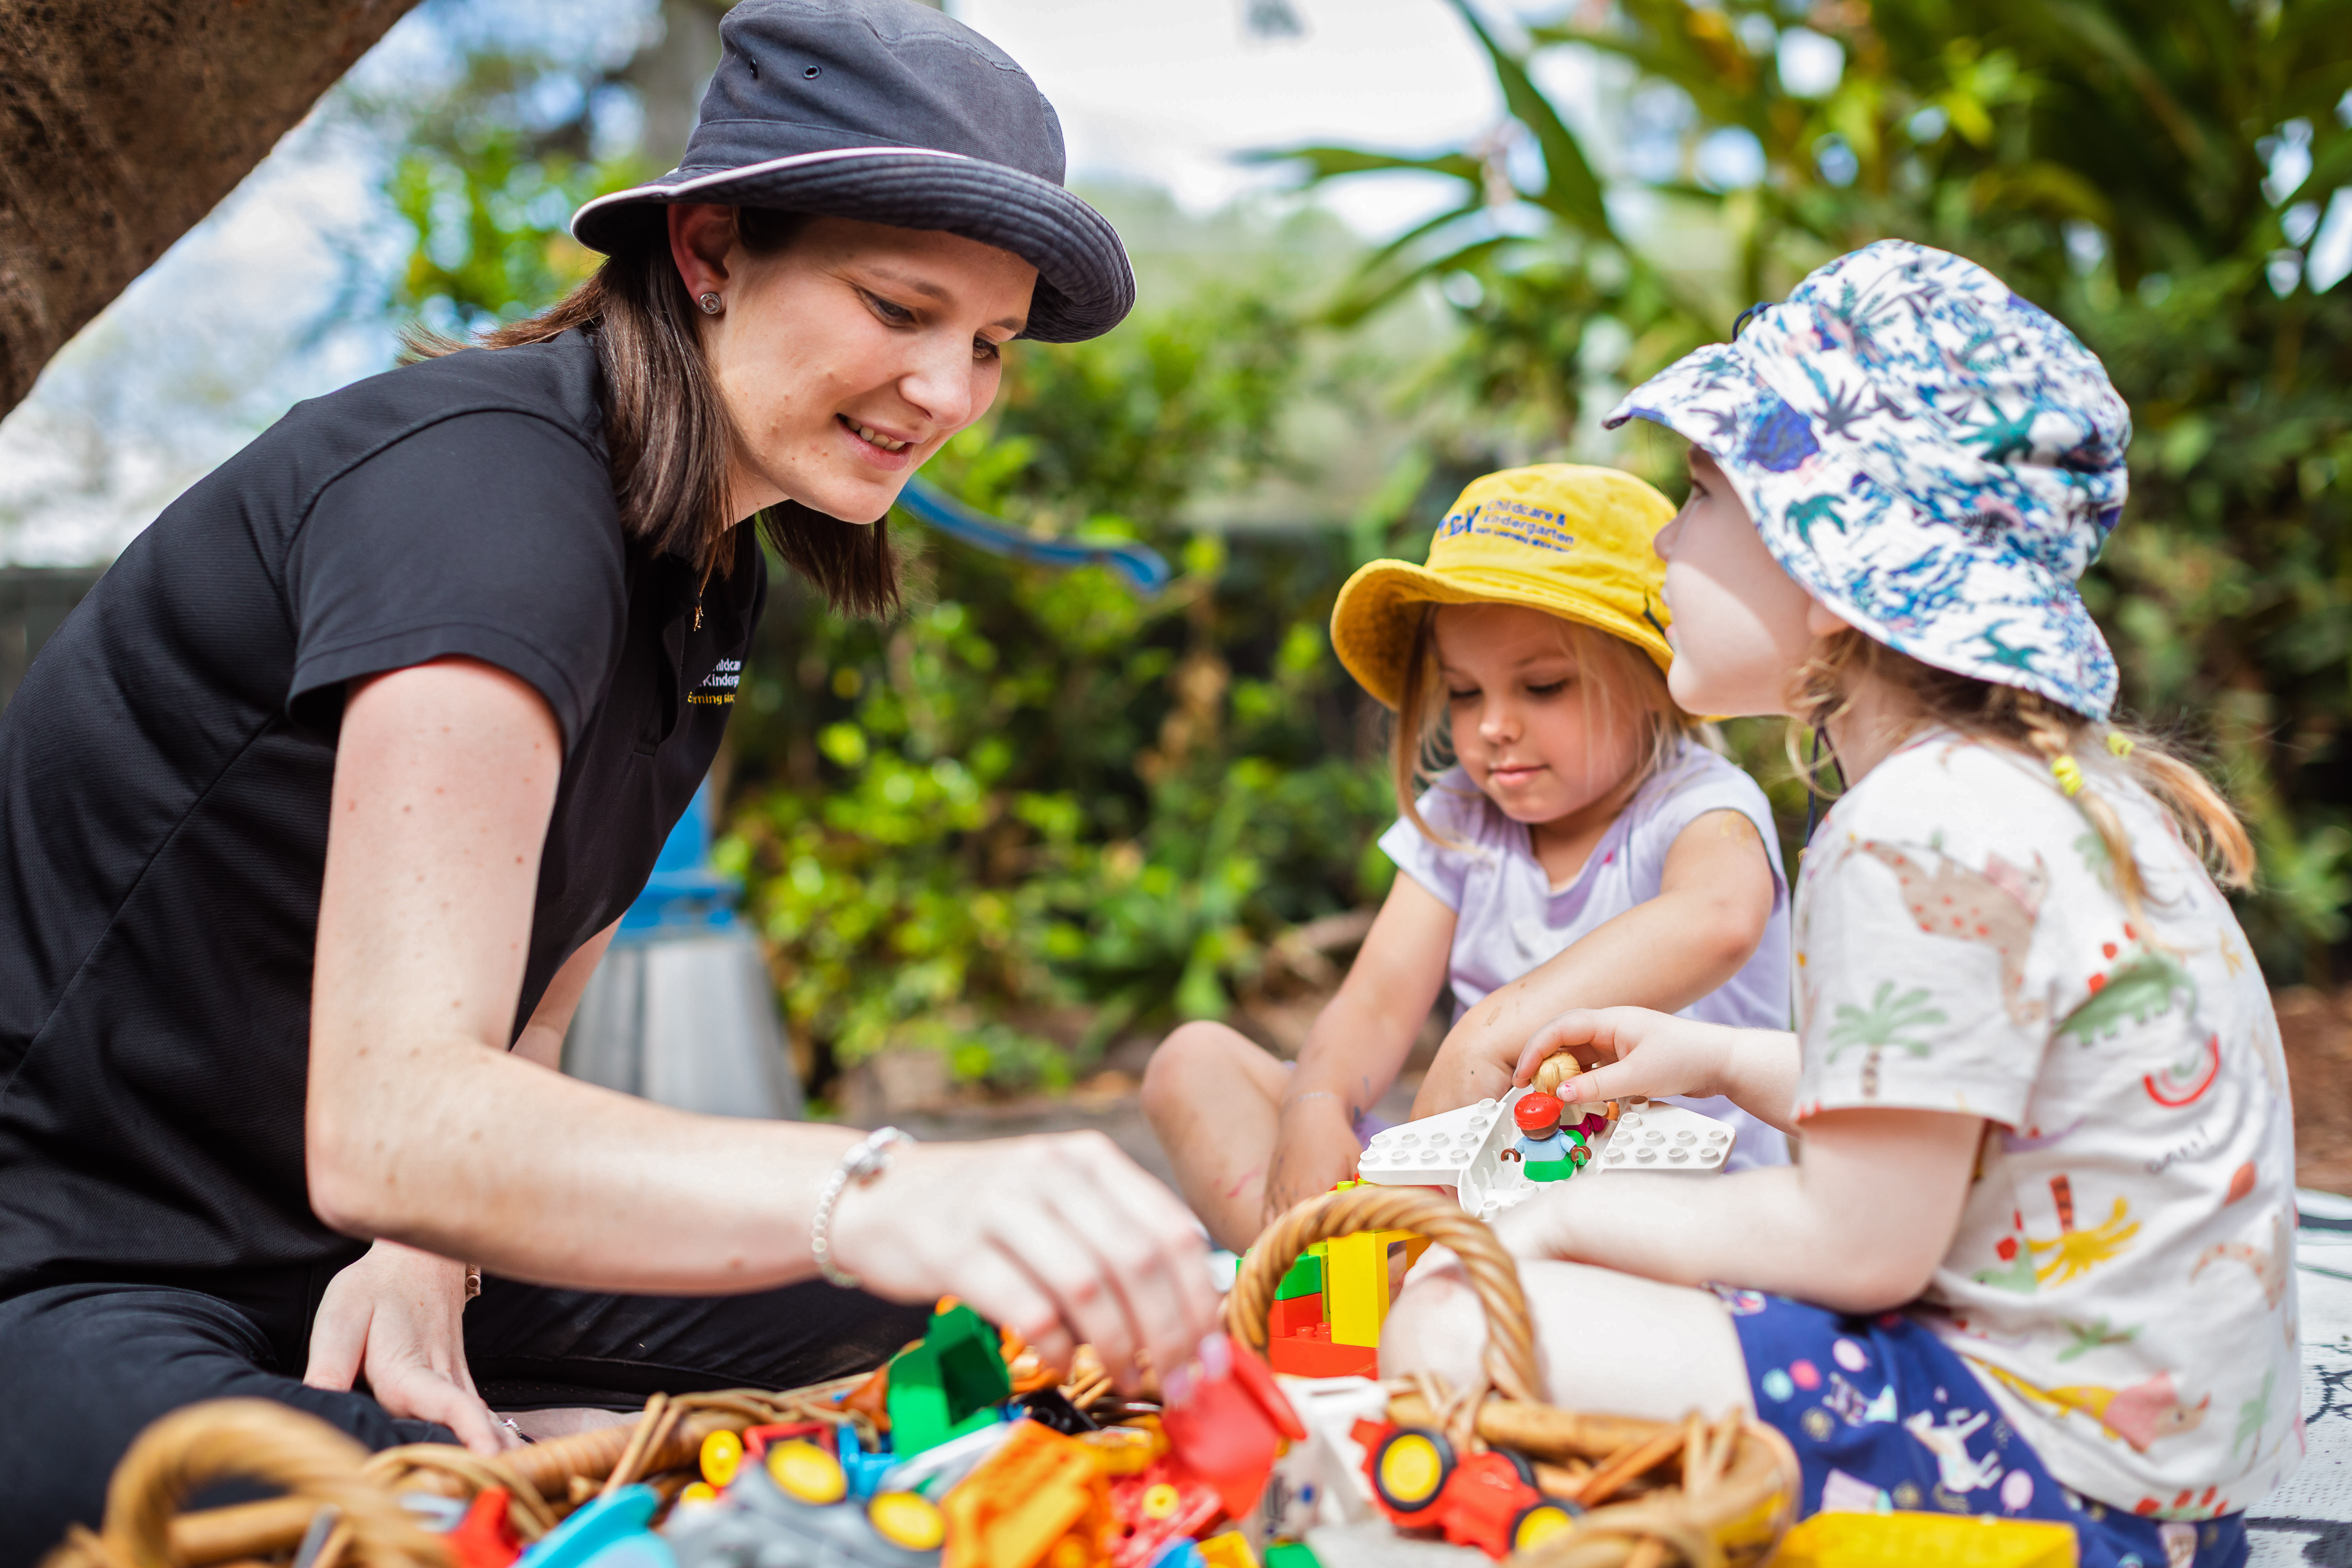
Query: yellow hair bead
[[2107, 732, 2136, 758], [2051, 754, 2085, 797]]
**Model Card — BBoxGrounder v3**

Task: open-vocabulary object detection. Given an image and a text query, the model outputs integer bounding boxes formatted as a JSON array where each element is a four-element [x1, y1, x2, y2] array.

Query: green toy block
[[884, 1303, 1013, 1457], [930, 1302, 1012, 1410], [1265, 1543, 1323, 1567], [1273, 1252, 1323, 1301]]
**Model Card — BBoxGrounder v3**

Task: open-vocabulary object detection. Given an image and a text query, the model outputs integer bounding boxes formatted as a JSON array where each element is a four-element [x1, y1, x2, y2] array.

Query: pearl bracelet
[[811, 1126, 913, 1289]]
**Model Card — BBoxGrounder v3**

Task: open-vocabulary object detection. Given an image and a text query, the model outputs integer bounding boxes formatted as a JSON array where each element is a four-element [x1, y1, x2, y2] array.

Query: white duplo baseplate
[[1357, 1087, 1737, 1220], [1596, 1100, 1736, 1174]]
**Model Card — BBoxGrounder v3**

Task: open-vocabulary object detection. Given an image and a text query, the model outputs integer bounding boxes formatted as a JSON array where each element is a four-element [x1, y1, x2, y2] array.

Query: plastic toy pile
[[64, 1089, 2123, 1568], [404, 1297, 1342, 1568]]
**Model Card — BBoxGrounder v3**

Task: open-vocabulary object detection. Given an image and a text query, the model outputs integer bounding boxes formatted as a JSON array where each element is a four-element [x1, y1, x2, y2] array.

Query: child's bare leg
[[1384, 1255, 1752, 1423], [1141, 1022, 1291, 1251]]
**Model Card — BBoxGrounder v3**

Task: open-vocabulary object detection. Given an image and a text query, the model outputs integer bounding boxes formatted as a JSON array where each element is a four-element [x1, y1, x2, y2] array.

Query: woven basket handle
[[43, 1399, 443, 1568], [1226, 1185, 1542, 1404]]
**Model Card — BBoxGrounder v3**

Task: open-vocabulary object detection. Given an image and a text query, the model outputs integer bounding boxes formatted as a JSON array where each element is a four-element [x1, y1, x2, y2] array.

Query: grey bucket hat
[[571, 0, 1133, 343]]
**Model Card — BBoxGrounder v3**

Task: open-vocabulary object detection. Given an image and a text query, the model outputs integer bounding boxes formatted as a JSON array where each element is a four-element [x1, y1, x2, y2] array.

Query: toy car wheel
[[1496, 1448, 1540, 1489], [767, 1439, 847, 1505], [1512, 1499, 1581, 1552], [869, 1491, 946, 1550], [699, 1428, 744, 1488], [1372, 1427, 1455, 1514]]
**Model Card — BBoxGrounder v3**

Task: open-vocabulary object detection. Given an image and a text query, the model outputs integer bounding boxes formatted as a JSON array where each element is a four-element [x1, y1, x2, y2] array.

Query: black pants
[[0, 1276, 929, 1567]]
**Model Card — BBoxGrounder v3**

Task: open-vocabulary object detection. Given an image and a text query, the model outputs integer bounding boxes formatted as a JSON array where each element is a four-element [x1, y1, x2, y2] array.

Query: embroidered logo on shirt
[[688, 658, 741, 706]]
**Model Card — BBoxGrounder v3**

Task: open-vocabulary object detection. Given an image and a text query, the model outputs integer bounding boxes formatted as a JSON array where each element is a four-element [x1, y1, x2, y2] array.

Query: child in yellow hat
[[1141, 463, 1791, 1250]]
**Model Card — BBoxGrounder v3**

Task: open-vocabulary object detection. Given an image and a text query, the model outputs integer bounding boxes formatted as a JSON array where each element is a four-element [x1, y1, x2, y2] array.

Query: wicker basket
[[1227, 1184, 1802, 1568], [43, 1379, 873, 1568]]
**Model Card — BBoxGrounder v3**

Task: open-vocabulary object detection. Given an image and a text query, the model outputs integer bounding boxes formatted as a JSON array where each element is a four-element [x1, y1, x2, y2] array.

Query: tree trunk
[[0, 0, 425, 415]]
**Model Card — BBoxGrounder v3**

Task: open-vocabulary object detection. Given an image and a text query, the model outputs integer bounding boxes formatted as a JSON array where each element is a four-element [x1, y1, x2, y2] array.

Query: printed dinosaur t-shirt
[[1791, 732, 2298, 1517]]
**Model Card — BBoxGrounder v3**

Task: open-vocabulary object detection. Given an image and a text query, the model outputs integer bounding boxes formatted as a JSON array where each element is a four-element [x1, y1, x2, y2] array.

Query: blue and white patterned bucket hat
[[1603, 239, 2131, 719]]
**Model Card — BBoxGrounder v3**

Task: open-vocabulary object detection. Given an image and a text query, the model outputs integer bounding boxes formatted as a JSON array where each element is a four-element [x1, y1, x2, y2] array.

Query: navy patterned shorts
[[1718, 1289, 2247, 1568]]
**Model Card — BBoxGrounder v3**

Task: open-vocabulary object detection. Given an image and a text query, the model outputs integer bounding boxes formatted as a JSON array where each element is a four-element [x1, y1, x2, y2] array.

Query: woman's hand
[[1263, 1096, 1366, 1225], [825, 1132, 1220, 1395], [304, 1239, 509, 1455]]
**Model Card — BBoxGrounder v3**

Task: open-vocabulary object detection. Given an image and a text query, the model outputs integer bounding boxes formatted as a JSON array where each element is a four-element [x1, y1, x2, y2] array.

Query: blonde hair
[[1786, 631, 2254, 912], [1392, 603, 1699, 845]]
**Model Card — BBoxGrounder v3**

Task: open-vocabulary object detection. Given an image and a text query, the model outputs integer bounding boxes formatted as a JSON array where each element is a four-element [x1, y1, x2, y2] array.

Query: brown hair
[[1391, 603, 1701, 845], [1786, 631, 2255, 911], [404, 208, 900, 615]]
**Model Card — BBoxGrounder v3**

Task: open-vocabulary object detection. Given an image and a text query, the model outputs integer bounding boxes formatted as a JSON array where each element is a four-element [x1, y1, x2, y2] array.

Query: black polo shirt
[[0, 331, 764, 1348]]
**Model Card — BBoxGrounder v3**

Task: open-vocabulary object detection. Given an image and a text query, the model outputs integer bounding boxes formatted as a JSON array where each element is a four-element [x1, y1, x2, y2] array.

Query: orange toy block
[[944, 1420, 1109, 1568]]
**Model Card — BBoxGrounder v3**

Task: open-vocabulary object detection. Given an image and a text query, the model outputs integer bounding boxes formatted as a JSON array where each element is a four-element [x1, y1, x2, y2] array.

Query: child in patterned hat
[[1143, 463, 1792, 1253], [1384, 242, 2287, 1568]]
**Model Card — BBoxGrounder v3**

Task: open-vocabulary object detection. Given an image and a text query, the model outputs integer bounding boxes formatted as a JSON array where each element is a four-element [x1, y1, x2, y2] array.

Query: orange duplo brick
[[941, 1419, 1108, 1568]]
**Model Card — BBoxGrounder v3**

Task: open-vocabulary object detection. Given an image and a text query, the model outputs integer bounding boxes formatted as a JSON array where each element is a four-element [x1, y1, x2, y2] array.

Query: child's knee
[[1140, 1021, 1243, 1118]]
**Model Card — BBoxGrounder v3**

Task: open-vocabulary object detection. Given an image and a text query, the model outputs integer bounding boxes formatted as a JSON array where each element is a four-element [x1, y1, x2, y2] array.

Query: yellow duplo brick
[[1324, 1231, 1389, 1348], [1776, 1512, 2077, 1568], [1198, 1533, 1260, 1568]]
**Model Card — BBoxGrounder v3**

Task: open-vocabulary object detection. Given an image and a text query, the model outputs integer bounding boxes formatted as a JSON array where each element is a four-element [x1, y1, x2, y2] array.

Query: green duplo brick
[[926, 1302, 1012, 1414], [1265, 1542, 1324, 1567], [1274, 1253, 1323, 1301], [885, 1303, 1014, 1457]]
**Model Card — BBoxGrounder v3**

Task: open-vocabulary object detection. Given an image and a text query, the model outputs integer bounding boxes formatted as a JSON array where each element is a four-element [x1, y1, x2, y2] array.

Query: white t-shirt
[[1380, 740, 1794, 1169], [1793, 733, 2299, 1517]]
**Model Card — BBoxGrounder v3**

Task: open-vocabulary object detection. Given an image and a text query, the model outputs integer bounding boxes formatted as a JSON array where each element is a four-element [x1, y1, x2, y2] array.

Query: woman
[[0, 0, 1216, 1552]]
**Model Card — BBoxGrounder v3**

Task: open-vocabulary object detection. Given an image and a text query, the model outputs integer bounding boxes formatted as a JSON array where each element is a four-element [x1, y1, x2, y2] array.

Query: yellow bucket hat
[[1330, 463, 1677, 710]]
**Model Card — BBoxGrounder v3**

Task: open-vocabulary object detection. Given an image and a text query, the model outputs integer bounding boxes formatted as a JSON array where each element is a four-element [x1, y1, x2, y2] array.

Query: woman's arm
[[303, 919, 619, 1451], [1262, 875, 1457, 1218], [1412, 808, 1776, 1114], [1496, 1105, 1982, 1312], [307, 659, 1215, 1381]]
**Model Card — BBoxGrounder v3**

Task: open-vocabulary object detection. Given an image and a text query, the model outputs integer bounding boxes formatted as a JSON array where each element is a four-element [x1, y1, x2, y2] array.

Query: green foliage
[[1276, 0, 2352, 975], [379, 51, 649, 330]]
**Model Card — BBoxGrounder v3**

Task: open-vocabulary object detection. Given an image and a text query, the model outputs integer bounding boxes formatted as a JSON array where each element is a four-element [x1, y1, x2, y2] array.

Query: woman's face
[[1432, 602, 1646, 828], [670, 206, 1038, 524], [1652, 445, 1825, 717]]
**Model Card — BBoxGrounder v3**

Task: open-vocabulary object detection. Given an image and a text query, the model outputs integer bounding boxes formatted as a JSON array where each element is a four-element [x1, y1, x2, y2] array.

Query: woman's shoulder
[[282, 331, 609, 479]]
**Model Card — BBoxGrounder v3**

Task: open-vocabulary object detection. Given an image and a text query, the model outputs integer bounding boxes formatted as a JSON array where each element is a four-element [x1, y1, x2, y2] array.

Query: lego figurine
[[1507, 1093, 1586, 1183]]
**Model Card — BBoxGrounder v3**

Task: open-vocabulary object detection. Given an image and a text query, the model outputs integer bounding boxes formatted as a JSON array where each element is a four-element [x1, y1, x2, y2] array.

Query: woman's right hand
[[1262, 1095, 1366, 1225], [1513, 1006, 1741, 1104], [823, 1132, 1219, 1395]]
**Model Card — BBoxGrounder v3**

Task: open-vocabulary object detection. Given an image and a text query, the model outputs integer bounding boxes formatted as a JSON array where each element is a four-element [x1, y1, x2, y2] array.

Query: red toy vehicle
[[1354, 1420, 1581, 1559]]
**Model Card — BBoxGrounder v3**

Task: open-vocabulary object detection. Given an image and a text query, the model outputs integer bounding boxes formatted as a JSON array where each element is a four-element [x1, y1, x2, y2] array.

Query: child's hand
[[1263, 1094, 1364, 1225], [1513, 1007, 1741, 1105]]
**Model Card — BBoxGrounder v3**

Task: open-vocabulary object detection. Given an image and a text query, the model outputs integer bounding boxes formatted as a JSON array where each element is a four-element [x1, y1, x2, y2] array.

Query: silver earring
[[698, 292, 723, 315]]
